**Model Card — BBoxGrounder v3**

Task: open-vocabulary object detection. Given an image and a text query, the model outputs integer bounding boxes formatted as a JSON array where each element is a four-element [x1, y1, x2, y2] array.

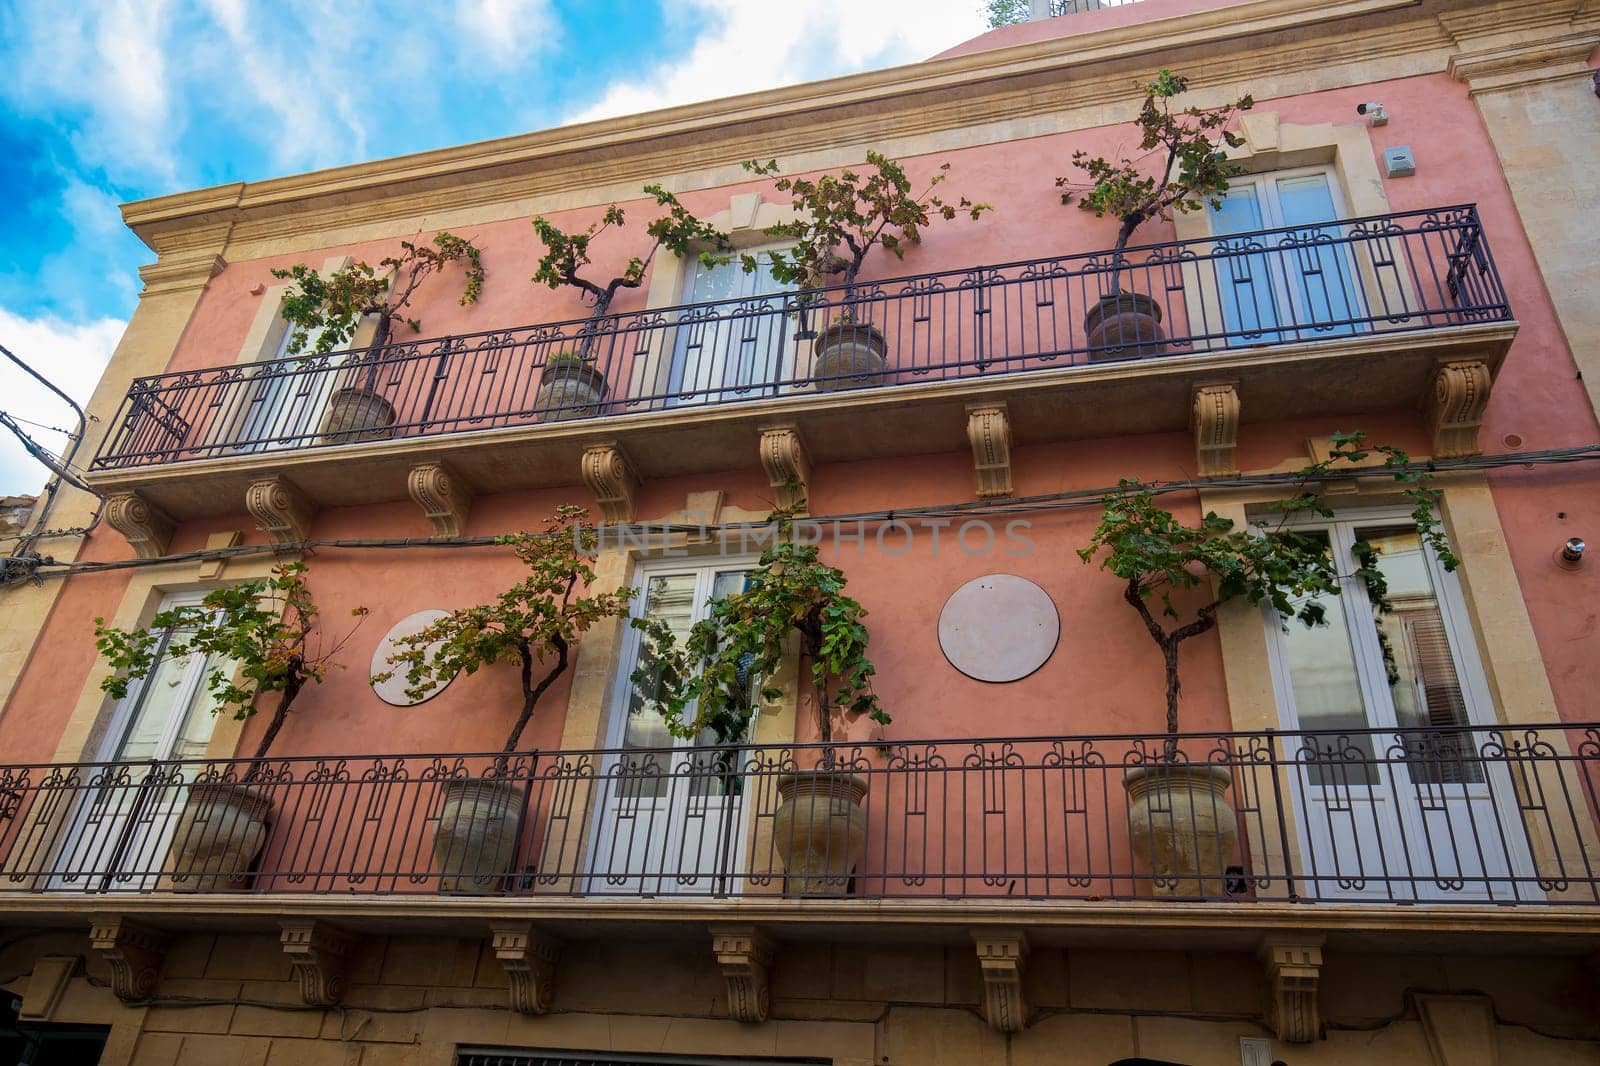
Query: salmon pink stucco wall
[[6, 62, 1599, 767]]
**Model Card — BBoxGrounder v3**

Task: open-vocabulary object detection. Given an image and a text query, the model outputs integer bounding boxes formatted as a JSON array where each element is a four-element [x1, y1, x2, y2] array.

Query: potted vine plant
[[1078, 431, 1456, 895], [1058, 70, 1252, 359], [94, 563, 367, 890], [530, 186, 729, 419], [271, 232, 485, 440], [632, 505, 887, 895], [374, 507, 633, 892], [741, 153, 989, 390]]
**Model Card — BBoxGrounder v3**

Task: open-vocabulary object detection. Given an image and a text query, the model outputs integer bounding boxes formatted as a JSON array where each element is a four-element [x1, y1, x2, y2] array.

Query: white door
[[232, 318, 353, 451], [587, 560, 757, 895], [1264, 511, 1538, 902], [51, 593, 228, 892], [669, 255, 792, 405], [1207, 168, 1366, 343]]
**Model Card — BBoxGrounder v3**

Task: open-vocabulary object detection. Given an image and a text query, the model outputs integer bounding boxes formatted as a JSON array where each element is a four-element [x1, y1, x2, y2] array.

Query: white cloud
[[0, 309, 126, 498], [567, 0, 988, 125], [2, 0, 180, 182], [197, 0, 367, 172], [457, 0, 557, 67]]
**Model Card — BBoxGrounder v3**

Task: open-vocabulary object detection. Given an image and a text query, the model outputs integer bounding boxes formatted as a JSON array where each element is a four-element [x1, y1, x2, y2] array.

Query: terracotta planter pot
[[772, 771, 869, 896], [433, 777, 525, 894], [1085, 293, 1167, 360], [320, 386, 397, 443], [536, 360, 607, 420], [165, 780, 273, 892], [1124, 763, 1238, 897], [813, 322, 887, 391]]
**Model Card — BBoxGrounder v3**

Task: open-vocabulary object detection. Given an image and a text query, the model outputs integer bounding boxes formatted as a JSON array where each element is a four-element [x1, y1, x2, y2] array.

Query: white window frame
[[1260, 503, 1498, 739]]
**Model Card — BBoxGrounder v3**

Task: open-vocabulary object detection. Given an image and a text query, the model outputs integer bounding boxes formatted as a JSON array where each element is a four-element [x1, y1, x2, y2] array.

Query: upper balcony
[[86, 205, 1516, 522]]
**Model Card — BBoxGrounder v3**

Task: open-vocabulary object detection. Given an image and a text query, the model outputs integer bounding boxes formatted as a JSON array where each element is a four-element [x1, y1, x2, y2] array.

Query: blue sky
[[0, 0, 988, 499]]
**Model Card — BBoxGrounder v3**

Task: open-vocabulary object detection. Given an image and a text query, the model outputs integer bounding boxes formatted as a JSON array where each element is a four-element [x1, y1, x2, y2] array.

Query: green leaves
[[375, 507, 634, 752], [630, 506, 886, 747], [1078, 430, 1458, 734], [94, 563, 367, 760], [1057, 69, 1252, 254], [740, 152, 991, 290], [531, 185, 730, 315], [270, 232, 485, 355]]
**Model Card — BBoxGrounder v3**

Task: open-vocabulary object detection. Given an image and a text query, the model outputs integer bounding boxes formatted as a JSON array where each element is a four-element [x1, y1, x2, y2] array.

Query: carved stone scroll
[[580, 443, 640, 524], [1424, 359, 1492, 459], [972, 928, 1029, 1032], [966, 402, 1014, 499], [1191, 382, 1241, 478], [279, 920, 355, 1006], [105, 492, 175, 560], [245, 476, 316, 544], [88, 915, 168, 1002], [758, 425, 811, 512], [490, 922, 562, 1015], [710, 925, 775, 1023], [407, 460, 473, 537], [1259, 935, 1324, 1043]]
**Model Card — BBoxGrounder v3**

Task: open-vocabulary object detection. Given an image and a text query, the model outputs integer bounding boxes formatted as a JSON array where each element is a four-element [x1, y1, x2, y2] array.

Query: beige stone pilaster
[[0, 228, 230, 727], [1443, 3, 1600, 420]]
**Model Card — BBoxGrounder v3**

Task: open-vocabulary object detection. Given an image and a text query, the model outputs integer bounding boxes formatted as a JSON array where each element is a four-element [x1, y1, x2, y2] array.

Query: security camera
[[1357, 102, 1389, 126]]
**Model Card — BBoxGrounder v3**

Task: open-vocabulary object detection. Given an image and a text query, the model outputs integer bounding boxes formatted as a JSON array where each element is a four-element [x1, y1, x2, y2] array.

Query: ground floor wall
[[4, 926, 1597, 1065]]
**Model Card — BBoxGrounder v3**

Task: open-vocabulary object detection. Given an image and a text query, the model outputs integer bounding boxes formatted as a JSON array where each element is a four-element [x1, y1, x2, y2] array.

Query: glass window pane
[[1209, 184, 1285, 341], [1273, 174, 1337, 227], [1275, 534, 1378, 785], [1355, 526, 1481, 784]]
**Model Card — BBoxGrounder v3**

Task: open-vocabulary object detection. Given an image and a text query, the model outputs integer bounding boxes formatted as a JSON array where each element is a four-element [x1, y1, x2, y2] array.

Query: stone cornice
[[21, 895, 1600, 943], [122, 0, 1422, 253], [1442, 0, 1600, 89]]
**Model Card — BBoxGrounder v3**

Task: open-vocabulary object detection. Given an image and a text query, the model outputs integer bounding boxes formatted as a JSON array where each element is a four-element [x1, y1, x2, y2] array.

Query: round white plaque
[[937, 574, 1060, 683], [371, 609, 455, 707]]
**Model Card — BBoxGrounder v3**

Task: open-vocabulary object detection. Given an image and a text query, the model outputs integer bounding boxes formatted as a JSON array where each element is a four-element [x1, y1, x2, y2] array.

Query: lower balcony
[[84, 205, 1516, 522], [2, 725, 1594, 912]]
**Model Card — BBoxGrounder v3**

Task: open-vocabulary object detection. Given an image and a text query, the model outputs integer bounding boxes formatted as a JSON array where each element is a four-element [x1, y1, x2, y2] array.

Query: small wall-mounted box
[[1384, 145, 1416, 178]]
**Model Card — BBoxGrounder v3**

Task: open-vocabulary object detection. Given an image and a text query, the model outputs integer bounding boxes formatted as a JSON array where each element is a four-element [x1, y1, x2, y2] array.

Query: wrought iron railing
[[1, 725, 1592, 903], [90, 205, 1507, 470]]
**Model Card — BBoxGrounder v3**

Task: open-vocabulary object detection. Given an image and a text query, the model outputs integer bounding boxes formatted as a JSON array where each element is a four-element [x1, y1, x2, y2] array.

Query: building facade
[[2, 1, 1599, 1063]]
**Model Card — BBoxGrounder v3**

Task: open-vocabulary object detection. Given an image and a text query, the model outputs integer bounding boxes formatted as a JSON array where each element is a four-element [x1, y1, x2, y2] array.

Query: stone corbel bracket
[[758, 425, 810, 512], [966, 402, 1013, 499], [245, 475, 317, 544], [972, 928, 1029, 1032], [581, 442, 640, 524], [407, 460, 473, 537], [710, 924, 776, 1023], [1259, 934, 1324, 1044], [490, 922, 562, 1015], [280, 920, 355, 1006], [105, 492, 176, 560], [1423, 359, 1492, 459], [1192, 381, 1241, 478], [1414, 992, 1499, 1066], [88, 914, 169, 1002]]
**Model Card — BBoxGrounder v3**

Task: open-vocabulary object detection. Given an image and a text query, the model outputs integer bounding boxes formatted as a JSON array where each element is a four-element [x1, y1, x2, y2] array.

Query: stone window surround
[[626, 191, 804, 402], [1201, 466, 1597, 896], [53, 545, 285, 766]]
